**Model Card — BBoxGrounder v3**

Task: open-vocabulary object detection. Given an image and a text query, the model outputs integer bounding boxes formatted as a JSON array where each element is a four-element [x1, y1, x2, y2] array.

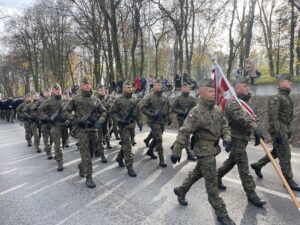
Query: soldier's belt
[[197, 139, 219, 146]]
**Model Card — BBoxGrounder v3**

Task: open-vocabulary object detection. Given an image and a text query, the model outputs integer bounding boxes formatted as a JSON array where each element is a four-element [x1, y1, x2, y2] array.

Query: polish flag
[[212, 59, 257, 121]]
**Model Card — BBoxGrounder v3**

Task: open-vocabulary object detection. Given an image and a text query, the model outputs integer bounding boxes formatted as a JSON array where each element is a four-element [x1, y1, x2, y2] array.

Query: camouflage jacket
[[171, 92, 196, 120], [111, 93, 140, 129], [173, 98, 231, 157], [22, 100, 39, 121], [225, 95, 258, 141], [141, 91, 170, 124], [63, 90, 107, 131], [96, 94, 110, 121], [268, 88, 293, 136], [16, 101, 31, 119], [38, 95, 65, 125]]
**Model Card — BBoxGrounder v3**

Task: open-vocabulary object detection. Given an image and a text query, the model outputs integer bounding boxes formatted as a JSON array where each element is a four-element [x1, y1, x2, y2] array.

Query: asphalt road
[[0, 120, 300, 225]]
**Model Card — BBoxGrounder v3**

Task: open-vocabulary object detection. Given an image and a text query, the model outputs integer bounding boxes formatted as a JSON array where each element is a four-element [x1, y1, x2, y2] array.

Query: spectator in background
[[135, 76, 141, 93], [174, 73, 181, 89], [140, 76, 147, 93]]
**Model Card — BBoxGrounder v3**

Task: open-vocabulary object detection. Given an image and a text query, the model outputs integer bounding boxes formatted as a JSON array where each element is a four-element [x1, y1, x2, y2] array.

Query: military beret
[[96, 83, 104, 89], [44, 87, 51, 92], [182, 82, 189, 87], [154, 79, 163, 84], [198, 79, 214, 88], [233, 77, 249, 86], [80, 77, 90, 84], [123, 79, 132, 85], [276, 73, 292, 81], [53, 83, 61, 89], [33, 92, 39, 96]]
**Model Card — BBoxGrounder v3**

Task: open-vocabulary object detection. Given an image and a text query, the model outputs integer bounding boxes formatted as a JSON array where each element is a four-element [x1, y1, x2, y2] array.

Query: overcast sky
[[0, 0, 34, 10]]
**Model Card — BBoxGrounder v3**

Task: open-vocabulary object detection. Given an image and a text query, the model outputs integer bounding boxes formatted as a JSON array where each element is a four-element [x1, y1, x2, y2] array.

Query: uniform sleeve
[[268, 95, 280, 135], [22, 104, 31, 118], [38, 101, 49, 121], [111, 99, 121, 122], [171, 98, 185, 115], [97, 101, 107, 123], [225, 99, 258, 130], [221, 111, 231, 142], [141, 96, 153, 117], [62, 99, 75, 121]]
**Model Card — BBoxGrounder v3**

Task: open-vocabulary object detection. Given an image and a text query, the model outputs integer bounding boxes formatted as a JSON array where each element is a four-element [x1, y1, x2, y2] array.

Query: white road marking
[[0, 183, 27, 196], [0, 168, 18, 175]]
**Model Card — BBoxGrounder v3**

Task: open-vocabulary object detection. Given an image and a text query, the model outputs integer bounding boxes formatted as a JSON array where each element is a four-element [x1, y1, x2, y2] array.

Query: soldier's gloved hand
[[223, 140, 232, 152], [118, 119, 130, 126], [94, 121, 103, 129], [137, 122, 143, 131], [254, 128, 264, 146], [275, 136, 283, 144], [170, 154, 181, 164]]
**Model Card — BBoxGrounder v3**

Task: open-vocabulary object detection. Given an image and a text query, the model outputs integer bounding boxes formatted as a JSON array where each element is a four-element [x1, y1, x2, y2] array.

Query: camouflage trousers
[[31, 122, 40, 149], [116, 126, 134, 167], [178, 155, 228, 218], [41, 123, 51, 153], [109, 119, 119, 139], [77, 129, 98, 177], [23, 120, 32, 142], [217, 138, 256, 198], [149, 123, 165, 154], [50, 125, 68, 162], [96, 123, 109, 157], [252, 134, 293, 180]]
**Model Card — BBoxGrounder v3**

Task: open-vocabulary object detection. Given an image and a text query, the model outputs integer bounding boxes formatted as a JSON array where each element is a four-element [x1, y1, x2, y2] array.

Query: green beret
[[154, 79, 163, 84], [96, 83, 104, 89], [53, 83, 61, 89], [233, 77, 249, 86], [198, 79, 214, 88], [44, 87, 51, 92], [182, 82, 189, 87], [123, 79, 132, 86], [80, 77, 90, 84], [276, 73, 292, 81]]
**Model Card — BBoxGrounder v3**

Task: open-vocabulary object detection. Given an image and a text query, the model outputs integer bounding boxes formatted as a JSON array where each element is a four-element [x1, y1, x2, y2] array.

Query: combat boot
[[250, 163, 263, 178], [146, 148, 157, 159], [217, 216, 236, 225], [287, 179, 300, 191], [27, 140, 32, 147], [218, 177, 226, 190], [131, 139, 136, 146], [100, 154, 108, 163], [144, 138, 150, 147], [46, 152, 53, 160], [78, 164, 84, 177], [57, 161, 63, 172], [36, 147, 41, 153], [173, 187, 188, 206], [127, 166, 137, 177], [159, 154, 167, 167], [248, 195, 266, 207], [116, 157, 125, 167], [106, 140, 112, 149], [85, 175, 96, 188], [94, 150, 101, 157], [187, 154, 196, 161]]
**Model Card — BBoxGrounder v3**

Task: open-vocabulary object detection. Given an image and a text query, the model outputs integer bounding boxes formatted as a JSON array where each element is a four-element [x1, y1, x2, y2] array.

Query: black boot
[[116, 157, 125, 167], [146, 148, 157, 159], [173, 187, 188, 206], [250, 163, 263, 178], [287, 179, 300, 191], [95, 151, 101, 157], [46, 152, 53, 160], [27, 140, 32, 147], [57, 161, 63, 172], [85, 175, 96, 188], [187, 154, 196, 161], [218, 177, 226, 190], [217, 216, 236, 225], [131, 140, 136, 146], [78, 164, 84, 177], [127, 166, 137, 177], [100, 154, 108, 163], [248, 195, 266, 207], [144, 138, 150, 147], [159, 154, 167, 167], [36, 147, 41, 153], [106, 140, 112, 149]]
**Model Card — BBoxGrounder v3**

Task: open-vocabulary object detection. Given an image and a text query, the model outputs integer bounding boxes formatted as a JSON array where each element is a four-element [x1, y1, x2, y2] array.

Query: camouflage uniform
[[172, 97, 233, 222], [17, 100, 32, 146], [217, 93, 264, 202], [111, 92, 140, 176], [108, 97, 120, 140], [171, 91, 196, 159], [23, 99, 41, 152], [141, 91, 170, 166], [39, 95, 66, 170], [251, 83, 300, 190], [64, 90, 107, 180]]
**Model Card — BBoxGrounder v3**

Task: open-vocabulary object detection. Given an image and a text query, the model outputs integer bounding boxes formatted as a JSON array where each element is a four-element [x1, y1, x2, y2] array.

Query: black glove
[[118, 119, 130, 126], [94, 121, 103, 129], [254, 128, 264, 146], [223, 140, 232, 152], [170, 154, 181, 164], [275, 136, 283, 144]]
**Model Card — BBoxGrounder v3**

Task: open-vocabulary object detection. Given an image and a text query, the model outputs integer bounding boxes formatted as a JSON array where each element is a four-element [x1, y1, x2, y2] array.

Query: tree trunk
[[244, 0, 257, 58], [290, 0, 296, 76], [296, 27, 300, 76], [139, 27, 144, 77]]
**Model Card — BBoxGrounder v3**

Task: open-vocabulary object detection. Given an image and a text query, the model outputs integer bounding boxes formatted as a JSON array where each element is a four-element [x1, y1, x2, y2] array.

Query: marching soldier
[[251, 74, 300, 191], [217, 77, 266, 207], [64, 77, 107, 188], [171, 82, 196, 161], [39, 84, 66, 171], [16, 94, 32, 146], [171, 79, 235, 225], [108, 91, 120, 140], [37, 88, 53, 159], [111, 81, 142, 177], [141, 79, 171, 167], [23, 92, 41, 152]]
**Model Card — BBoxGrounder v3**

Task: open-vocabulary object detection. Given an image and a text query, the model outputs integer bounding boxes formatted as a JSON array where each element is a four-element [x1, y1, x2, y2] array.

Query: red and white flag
[[212, 59, 257, 121]]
